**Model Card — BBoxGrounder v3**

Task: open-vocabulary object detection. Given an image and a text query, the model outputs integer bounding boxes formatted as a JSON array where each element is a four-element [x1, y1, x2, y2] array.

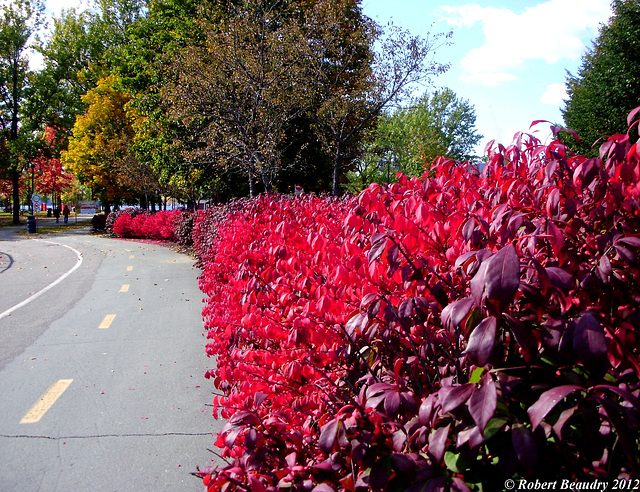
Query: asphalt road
[[0, 223, 223, 491]]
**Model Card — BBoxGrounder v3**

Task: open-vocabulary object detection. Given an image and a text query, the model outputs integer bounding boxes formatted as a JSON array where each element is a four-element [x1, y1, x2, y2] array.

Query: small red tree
[[33, 127, 75, 205]]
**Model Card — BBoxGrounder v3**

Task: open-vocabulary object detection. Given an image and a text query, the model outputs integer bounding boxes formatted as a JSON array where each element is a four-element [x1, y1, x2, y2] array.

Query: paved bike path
[[0, 231, 221, 491]]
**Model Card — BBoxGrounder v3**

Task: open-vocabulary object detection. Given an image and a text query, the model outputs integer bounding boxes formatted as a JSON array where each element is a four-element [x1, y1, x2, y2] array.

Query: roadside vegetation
[[3, 0, 639, 489]]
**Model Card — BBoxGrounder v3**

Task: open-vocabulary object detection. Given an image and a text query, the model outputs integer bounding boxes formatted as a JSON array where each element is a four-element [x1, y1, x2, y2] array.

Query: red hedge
[[194, 117, 640, 490], [111, 209, 181, 241]]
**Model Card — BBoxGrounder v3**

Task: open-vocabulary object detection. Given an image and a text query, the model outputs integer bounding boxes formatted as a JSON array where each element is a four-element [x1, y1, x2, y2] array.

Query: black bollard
[[27, 215, 36, 233]]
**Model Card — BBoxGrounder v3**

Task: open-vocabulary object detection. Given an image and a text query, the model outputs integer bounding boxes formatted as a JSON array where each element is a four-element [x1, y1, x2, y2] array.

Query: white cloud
[[438, 0, 612, 87], [540, 83, 568, 105]]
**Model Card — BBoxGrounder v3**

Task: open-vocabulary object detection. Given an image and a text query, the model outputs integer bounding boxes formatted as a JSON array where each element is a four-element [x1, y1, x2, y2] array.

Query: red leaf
[[528, 385, 583, 429], [627, 105, 640, 128]]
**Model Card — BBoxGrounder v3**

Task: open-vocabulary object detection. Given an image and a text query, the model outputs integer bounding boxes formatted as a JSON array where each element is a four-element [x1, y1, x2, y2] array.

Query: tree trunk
[[248, 173, 256, 198], [11, 169, 20, 225], [261, 171, 273, 194], [332, 143, 344, 196]]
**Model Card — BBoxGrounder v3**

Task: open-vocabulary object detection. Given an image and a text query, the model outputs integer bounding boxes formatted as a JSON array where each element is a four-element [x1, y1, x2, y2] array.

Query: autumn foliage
[[191, 112, 640, 490], [111, 208, 181, 241]]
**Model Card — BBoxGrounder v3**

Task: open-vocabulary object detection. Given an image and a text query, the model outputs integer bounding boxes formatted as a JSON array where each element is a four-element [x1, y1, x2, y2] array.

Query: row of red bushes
[[191, 118, 640, 490], [105, 207, 195, 247], [106, 114, 640, 489]]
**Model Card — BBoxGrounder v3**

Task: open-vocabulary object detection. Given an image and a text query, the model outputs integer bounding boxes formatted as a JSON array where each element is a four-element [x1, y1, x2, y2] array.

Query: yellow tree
[[62, 74, 156, 211]]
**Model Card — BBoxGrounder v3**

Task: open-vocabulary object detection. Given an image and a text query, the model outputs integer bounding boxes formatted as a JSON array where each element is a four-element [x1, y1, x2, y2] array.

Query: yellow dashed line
[[119, 284, 129, 293], [20, 379, 73, 424], [99, 314, 116, 329], [129, 255, 134, 259], [126, 266, 133, 272]]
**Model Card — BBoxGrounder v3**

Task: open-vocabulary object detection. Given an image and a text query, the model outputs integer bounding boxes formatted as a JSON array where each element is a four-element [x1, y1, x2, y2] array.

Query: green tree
[[306, 8, 451, 195], [0, 0, 44, 224], [163, 0, 315, 196], [346, 88, 482, 192], [25, 8, 107, 135], [562, 0, 640, 154], [114, 0, 214, 204], [26, 0, 146, 157]]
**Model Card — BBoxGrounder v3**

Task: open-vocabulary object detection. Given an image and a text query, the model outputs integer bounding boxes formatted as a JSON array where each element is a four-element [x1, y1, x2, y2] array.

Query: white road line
[[0, 239, 83, 320]]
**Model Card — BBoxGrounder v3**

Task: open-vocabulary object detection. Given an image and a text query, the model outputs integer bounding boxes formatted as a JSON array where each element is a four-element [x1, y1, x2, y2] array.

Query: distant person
[[294, 184, 304, 196], [63, 205, 70, 224], [53, 207, 60, 223]]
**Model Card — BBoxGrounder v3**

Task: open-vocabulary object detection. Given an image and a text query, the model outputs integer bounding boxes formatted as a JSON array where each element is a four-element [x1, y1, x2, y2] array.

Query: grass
[[14, 221, 92, 236]]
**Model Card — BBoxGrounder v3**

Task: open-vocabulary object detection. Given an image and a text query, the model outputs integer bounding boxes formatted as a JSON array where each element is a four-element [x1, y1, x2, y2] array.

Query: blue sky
[[361, 0, 613, 154], [42, 0, 613, 155]]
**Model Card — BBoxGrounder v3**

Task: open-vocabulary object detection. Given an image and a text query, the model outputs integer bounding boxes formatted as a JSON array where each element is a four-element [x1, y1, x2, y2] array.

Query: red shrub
[[196, 115, 640, 490], [111, 209, 183, 241], [112, 211, 135, 238]]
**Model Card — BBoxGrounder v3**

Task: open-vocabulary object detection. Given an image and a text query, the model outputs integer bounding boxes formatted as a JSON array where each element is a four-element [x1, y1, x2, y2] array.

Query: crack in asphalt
[[0, 432, 212, 440]]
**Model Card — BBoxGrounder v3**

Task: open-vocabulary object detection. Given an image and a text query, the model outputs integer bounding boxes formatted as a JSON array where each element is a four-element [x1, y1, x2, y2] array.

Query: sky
[[40, 0, 614, 155], [361, 0, 613, 154]]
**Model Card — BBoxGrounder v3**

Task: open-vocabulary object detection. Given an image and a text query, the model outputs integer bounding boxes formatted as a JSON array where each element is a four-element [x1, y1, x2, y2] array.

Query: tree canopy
[[562, 0, 640, 154], [0, 0, 44, 223], [1, 0, 465, 208], [346, 88, 482, 192]]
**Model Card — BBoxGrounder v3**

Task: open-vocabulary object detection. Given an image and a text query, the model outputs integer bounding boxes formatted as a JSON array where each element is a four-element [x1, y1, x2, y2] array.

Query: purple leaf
[[311, 485, 335, 492], [592, 384, 640, 409], [440, 384, 474, 413], [615, 244, 635, 264], [470, 260, 489, 306], [462, 217, 477, 241], [228, 410, 260, 427], [398, 298, 414, 321], [617, 236, 640, 248], [511, 424, 538, 471], [441, 297, 475, 331], [318, 418, 347, 454], [384, 390, 402, 415], [370, 460, 391, 490], [428, 424, 450, 463], [368, 235, 388, 263], [468, 373, 497, 435], [527, 385, 584, 429], [598, 255, 613, 276], [390, 453, 415, 475], [546, 188, 561, 217], [386, 243, 401, 274], [451, 477, 473, 492], [484, 244, 520, 307], [345, 312, 368, 339], [456, 424, 484, 449], [545, 267, 573, 292], [466, 316, 497, 366], [418, 395, 436, 424], [552, 406, 577, 440], [573, 312, 607, 371], [505, 314, 538, 360]]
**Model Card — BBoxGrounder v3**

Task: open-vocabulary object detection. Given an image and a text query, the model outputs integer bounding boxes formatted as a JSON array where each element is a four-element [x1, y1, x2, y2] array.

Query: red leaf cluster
[[112, 209, 181, 241], [194, 117, 640, 489]]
